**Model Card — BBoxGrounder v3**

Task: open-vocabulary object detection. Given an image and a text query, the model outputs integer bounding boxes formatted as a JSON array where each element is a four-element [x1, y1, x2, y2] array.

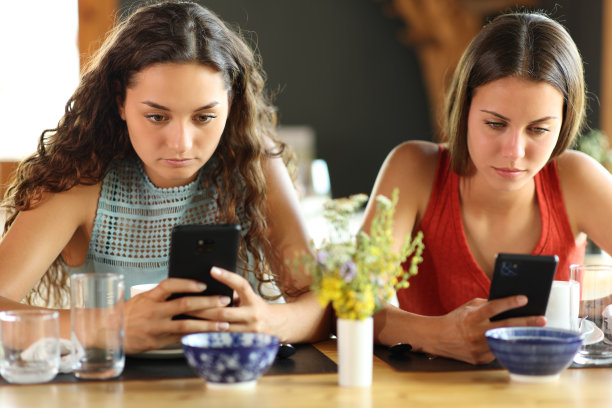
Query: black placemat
[[374, 345, 612, 372], [374, 345, 502, 372], [0, 343, 336, 385]]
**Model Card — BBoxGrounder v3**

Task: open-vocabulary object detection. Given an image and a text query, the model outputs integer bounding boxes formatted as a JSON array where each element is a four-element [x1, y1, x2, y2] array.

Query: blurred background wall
[[0, 1, 606, 200], [120, 0, 603, 198]]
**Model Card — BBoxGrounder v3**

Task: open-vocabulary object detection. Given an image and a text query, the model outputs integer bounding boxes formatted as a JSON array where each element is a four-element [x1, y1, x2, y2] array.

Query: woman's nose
[[167, 122, 193, 153], [501, 129, 525, 160]]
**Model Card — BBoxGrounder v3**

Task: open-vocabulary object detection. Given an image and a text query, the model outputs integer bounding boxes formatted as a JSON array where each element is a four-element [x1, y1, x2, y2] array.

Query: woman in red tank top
[[362, 12, 612, 364]]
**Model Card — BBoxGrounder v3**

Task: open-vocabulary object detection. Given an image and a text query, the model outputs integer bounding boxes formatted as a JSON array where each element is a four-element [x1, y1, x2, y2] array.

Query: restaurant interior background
[[0, 0, 609, 203]]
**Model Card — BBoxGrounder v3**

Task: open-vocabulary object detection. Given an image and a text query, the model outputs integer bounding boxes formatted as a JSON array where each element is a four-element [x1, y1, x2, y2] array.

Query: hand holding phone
[[488, 253, 558, 321], [167, 224, 241, 313]]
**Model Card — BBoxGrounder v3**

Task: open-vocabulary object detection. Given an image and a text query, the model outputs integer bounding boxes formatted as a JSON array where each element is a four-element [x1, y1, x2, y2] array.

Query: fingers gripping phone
[[167, 224, 241, 314], [488, 253, 559, 321]]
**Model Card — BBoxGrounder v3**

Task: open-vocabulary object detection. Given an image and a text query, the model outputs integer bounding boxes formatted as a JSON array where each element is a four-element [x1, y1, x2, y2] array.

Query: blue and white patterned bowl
[[485, 327, 582, 382], [181, 332, 280, 389]]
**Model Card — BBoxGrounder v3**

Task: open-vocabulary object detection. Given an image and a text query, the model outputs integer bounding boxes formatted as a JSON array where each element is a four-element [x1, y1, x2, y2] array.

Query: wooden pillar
[[0, 162, 19, 200], [78, 0, 119, 69], [384, 0, 536, 137], [602, 0, 612, 142]]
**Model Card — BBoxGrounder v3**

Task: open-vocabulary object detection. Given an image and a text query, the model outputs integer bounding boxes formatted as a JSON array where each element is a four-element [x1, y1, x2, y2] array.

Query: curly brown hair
[[2, 1, 295, 306]]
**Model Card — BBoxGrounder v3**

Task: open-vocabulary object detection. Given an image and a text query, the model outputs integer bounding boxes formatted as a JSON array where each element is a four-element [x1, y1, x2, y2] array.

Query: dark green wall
[[120, 0, 602, 198], [537, 0, 602, 131]]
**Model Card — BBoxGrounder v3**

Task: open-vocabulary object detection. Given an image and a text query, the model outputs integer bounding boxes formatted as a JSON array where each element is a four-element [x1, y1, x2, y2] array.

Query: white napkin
[[21, 338, 84, 373]]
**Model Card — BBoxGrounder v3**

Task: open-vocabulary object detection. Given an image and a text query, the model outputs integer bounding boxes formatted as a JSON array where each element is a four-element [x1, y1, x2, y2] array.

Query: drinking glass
[[571, 264, 612, 365], [70, 272, 125, 379], [0, 310, 60, 384]]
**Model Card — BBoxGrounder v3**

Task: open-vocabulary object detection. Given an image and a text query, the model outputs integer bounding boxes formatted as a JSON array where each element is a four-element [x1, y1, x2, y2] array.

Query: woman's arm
[[558, 151, 612, 317], [374, 294, 544, 364], [260, 151, 331, 342], [0, 184, 100, 338], [558, 150, 612, 254], [361, 141, 438, 251]]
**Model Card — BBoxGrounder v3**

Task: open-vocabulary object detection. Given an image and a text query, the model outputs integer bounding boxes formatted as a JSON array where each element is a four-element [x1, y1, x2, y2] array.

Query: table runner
[[0, 343, 337, 385], [374, 345, 612, 372]]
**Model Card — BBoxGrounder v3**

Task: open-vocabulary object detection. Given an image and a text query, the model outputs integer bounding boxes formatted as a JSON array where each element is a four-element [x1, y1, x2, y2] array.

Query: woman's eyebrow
[[480, 109, 559, 123], [528, 115, 559, 124], [480, 110, 509, 121], [141, 101, 220, 111]]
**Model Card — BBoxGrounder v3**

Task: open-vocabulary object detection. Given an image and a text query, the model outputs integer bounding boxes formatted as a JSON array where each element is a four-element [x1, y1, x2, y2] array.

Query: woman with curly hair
[[0, 1, 329, 353]]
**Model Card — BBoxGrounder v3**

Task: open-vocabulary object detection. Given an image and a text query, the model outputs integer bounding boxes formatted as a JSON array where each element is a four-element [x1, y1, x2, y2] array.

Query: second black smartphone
[[167, 223, 241, 312], [488, 253, 559, 321]]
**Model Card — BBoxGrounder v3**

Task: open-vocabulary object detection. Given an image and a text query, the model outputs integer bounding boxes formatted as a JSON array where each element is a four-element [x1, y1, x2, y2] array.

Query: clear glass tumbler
[[0, 310, 60, 384], [70, 272, 125, 379], [571, 264, 612, 365]]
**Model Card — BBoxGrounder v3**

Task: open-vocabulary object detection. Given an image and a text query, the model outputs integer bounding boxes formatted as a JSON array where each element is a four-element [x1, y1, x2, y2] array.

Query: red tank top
[[397, 147, 585, 316]]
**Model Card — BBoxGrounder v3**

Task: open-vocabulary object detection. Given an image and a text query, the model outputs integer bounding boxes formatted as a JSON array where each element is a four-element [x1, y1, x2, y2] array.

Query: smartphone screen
[[488, 253, 558, 321], [167, 223, 241, 310]]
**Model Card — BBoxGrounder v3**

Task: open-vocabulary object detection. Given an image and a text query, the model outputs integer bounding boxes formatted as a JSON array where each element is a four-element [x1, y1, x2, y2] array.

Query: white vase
[[337, 317, 373, 387]]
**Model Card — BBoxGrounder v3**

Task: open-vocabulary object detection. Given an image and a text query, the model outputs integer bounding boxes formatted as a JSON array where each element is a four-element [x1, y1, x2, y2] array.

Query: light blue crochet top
[[64, 157, 281, 301]]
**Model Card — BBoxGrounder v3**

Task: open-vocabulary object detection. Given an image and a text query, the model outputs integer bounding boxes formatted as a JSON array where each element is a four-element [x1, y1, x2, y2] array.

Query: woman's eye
[[195, 114, 216, 124], [145, 114, 166, 123], [529, 126, 550, 135], [485, 121, 505, 130]]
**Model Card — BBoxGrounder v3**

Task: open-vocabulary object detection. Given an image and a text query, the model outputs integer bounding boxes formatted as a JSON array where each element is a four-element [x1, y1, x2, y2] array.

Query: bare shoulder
[[364, 141, 440, 236], [0, 182, 102, 299], [556, 149, 612, 192], [43, 182, 100, 208], [26, 182, 101, 228], [556, 150, 612, 242], [376, 140, 440, 193], [387, 140, 440, 167]]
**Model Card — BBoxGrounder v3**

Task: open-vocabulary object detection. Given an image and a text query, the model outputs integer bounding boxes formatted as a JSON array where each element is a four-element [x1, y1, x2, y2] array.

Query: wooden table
[[1, 340, 611, 408]]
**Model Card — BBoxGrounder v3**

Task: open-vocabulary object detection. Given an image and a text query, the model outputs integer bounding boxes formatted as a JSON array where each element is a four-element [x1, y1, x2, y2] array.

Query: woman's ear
[[114, 80, 126, 120], [117, 97, 125, 121], [228, 89, 234, 114]]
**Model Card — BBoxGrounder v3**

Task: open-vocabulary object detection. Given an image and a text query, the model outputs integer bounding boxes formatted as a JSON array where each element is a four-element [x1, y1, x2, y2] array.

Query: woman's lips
[[164, 158, 192, 167], [493, 166, 526, 178]]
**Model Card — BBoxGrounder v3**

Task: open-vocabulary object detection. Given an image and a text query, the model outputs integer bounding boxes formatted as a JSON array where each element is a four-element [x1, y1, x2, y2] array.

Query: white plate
[[129, 344, 184, 359], [580, 319, 604, 346]]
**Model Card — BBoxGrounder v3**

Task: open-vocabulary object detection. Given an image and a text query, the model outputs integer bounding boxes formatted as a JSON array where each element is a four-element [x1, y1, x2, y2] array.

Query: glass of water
[[0, 310, 60, 384], [70, 272, 125, 379], [571, 264, 612, 365]]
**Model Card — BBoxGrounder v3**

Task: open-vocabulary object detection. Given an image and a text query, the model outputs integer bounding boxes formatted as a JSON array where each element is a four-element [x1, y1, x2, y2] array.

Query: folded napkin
[[21, 338, 84, 373]]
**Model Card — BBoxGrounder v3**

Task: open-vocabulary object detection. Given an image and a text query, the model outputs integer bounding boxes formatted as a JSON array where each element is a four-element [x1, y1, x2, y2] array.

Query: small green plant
[[575, 129, 612, 172]]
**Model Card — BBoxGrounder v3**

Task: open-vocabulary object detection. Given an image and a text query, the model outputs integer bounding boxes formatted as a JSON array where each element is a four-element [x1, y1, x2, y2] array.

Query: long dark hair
[[2, 1, 294, 305], [443, 11, 586, 175]]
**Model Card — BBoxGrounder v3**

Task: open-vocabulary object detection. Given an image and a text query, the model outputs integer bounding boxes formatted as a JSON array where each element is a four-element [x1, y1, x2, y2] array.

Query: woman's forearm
[[0, 296, 72, 340], [374, 301, 440, 354], [270, 292, 331, 343]]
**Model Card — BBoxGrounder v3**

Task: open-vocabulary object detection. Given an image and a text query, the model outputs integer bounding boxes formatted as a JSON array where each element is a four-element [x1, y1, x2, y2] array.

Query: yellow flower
[[317, 275, 343, 306], [290, 188, 425, 320]]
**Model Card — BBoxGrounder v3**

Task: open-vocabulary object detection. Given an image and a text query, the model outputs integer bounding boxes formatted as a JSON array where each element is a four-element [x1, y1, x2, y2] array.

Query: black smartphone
[[167, 223, 241, 312], [488, 253, 559, 321]]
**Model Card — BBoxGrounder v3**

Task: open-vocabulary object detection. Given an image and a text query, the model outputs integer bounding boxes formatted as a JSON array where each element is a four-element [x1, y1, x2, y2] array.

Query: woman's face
[[466, 76, 564, 192], [119, 62, 230, 188]]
